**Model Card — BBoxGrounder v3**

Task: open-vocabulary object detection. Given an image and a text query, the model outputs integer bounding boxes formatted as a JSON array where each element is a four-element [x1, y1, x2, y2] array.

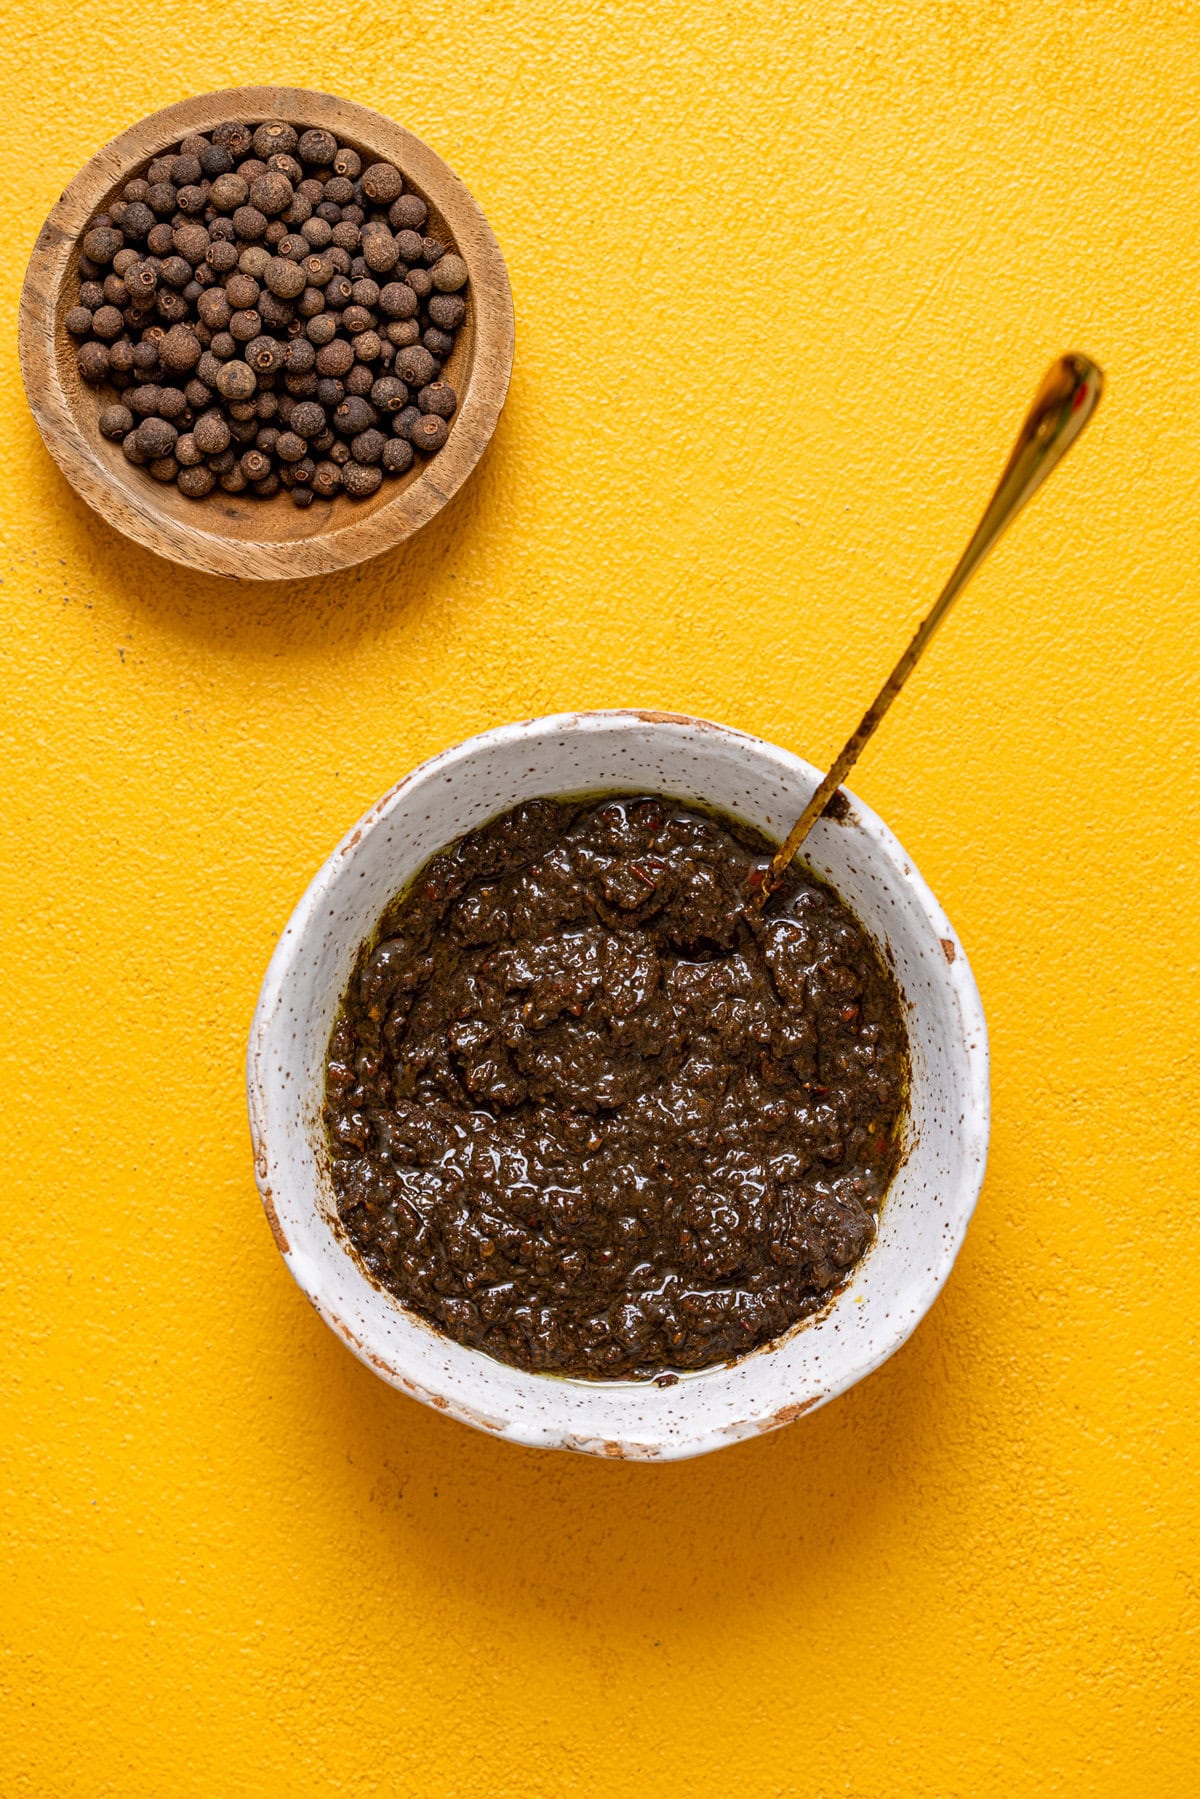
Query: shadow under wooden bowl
[[19, 86, 514, 581]]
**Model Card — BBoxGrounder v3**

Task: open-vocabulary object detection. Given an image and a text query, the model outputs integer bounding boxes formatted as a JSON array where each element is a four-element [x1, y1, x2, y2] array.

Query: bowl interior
[[54, 110, 476, 545], [249, 713, 988, 1459]]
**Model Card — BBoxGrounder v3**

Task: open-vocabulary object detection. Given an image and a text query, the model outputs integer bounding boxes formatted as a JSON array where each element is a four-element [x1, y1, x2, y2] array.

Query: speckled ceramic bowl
[[247, 711, 989, 1459]]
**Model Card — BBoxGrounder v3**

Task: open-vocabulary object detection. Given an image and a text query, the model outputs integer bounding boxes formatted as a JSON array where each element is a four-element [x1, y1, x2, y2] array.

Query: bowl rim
[[18, 85, 514, 581], [248, 709, 991, 1458]]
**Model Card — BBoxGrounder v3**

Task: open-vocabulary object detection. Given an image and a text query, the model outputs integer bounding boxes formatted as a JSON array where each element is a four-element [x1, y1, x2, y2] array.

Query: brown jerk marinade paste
[[324, 795, 908, 1379]]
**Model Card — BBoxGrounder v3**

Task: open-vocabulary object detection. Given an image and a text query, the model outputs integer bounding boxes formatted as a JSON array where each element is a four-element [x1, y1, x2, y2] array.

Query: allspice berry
[[311, 460, 342, 496], [99, 403, 134, 439], [362, 162, 404, 204], [381, 437, 414, 475], [90, 305, 126, 342], [224, 272, 260, 311], [297, 128, 337, 166], [173, 223, 210, 265], [389, 194, 427, 231], [334, 395, 376, 437], [160, 325, 202, 372], [289, 400, 326, 439], [198, 291, 233, 333], [213, 121, 254, 159], [82, 226, 124, 265], [362, 232, 400, 275], [350, 428, 387, 465], [342, 460, 383, 497], [379, 280, 418, 319], [396, 344, 436, 388], [258, 293, 294, 331], [411, 413, 449, 454], [428, 293, 466, 331], [302, 252, 335, 289], [193, 412, 231, 455], [246, 334, 285, 375], [253, 120, 298, 160], [370, 375, 409, 414], [315, 337, 355, 378], [177, 464, 217, 497], [418, 380, 457, 418], [251, 171, 294, 217], [77, 341, 111, 383], [136, 416, 178, 460], [432, 254, 468, 293], [119, 202, 155, 240], [393, 229, 424, 264], [233, 205, 268, 241], [229, 309, 262, 343], [206, 236, 241, 272], [265, 256, 307, 299], [215, 360, 257, 402]]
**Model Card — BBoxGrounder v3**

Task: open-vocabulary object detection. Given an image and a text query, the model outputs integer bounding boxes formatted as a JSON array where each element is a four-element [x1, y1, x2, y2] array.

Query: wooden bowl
[[18, 87, 514, 581]]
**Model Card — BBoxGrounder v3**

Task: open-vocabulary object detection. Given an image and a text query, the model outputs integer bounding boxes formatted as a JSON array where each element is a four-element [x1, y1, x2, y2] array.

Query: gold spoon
[[752, 351, 1105, 908]]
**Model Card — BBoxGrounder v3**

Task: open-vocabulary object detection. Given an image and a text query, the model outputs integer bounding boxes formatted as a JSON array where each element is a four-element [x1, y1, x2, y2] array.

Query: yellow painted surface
[[2, 2, 1197, 1793]]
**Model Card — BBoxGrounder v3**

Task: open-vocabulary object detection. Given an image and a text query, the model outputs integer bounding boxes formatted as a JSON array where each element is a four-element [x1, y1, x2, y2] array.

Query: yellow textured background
[[2, 2, 1197, 1794]]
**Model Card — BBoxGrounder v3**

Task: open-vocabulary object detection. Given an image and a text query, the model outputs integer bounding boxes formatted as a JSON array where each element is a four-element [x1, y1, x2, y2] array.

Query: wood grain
[[18, 87, 515, 581]]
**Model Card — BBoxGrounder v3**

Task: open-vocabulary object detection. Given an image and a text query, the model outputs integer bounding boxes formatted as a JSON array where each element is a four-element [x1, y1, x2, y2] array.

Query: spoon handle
[[754, 351, 1105, 906]]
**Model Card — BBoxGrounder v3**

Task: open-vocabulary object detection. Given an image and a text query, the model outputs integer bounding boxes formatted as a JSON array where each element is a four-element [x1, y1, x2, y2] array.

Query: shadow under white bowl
[[247, 710, 989, 1460]]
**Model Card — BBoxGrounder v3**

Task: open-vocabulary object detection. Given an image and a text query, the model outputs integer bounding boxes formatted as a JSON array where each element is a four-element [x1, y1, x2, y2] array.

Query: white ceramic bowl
[[248, 711, 989, 1460]]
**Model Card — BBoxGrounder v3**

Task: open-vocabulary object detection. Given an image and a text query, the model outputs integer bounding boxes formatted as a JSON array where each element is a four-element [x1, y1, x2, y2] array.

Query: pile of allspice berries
[[65, 118, 469, 507]]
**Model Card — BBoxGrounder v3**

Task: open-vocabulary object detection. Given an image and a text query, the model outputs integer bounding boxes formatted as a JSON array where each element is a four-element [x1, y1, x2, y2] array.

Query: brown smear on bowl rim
[[259, 1184, 291, 1257]]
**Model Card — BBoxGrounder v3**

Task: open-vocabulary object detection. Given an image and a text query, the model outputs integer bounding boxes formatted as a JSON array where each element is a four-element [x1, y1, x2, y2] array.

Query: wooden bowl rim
[[18, 86, 514, 581]]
